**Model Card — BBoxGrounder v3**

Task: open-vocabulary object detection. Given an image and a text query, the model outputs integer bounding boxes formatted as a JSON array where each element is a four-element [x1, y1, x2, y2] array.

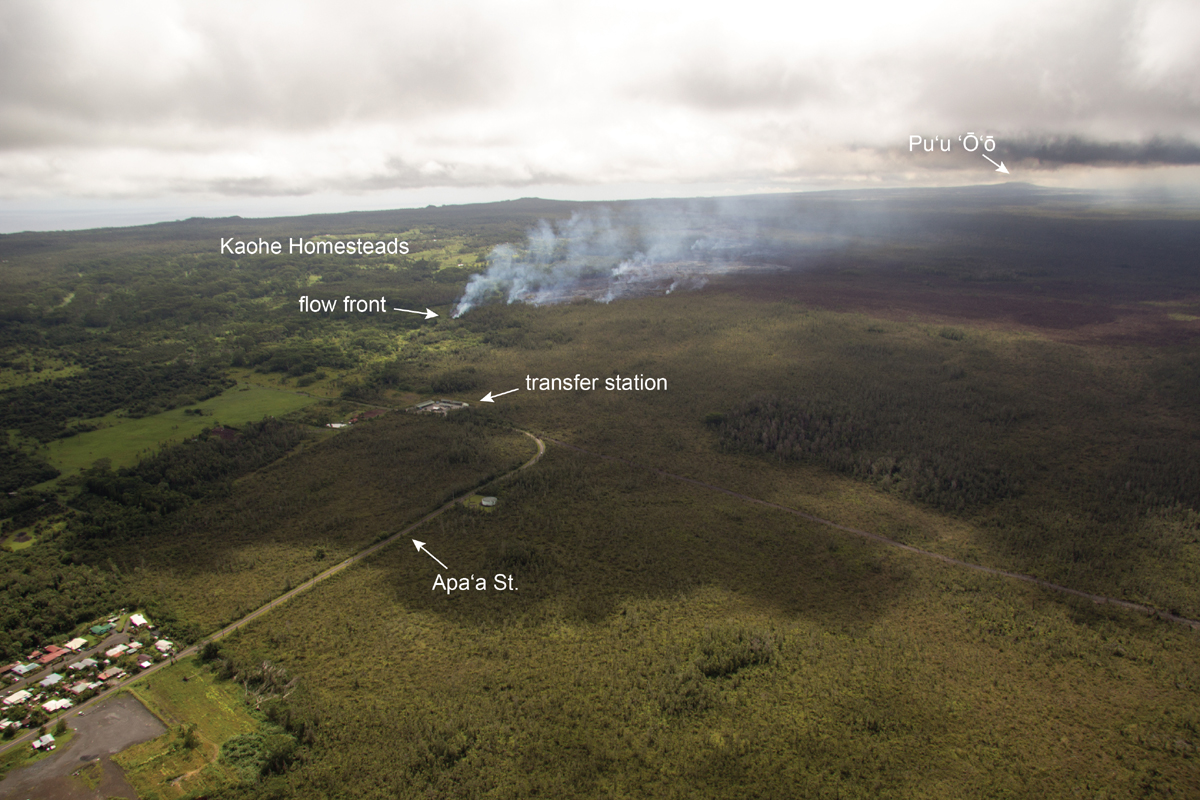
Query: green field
[[43, 384, 316, 476], [118, 662, 261, 799]]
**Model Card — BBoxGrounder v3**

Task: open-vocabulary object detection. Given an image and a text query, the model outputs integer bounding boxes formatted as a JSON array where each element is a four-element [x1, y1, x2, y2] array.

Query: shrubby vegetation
[[718, 390, 1022, 511], [0, 444, 59, 491], [199, 448, 1200, 799], [0, 361, 232, 441], [69, 418, 309, 542], [2, 194, 1199, 797]]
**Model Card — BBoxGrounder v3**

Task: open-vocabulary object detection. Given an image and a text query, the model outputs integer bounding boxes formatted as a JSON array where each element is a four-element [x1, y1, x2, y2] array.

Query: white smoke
[[451, 208, 751, 317]]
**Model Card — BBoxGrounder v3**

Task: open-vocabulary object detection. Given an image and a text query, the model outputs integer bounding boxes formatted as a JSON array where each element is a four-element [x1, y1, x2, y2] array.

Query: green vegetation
[[119, 414, 532, 634], [44, 383, 317, 476], [207, 448, 1200, 799], [1, 191, 1198, 797], [119, 661, 262, 799], [0, 443, 59, 491], [0, 728, 76, 781], [0, 361, 232, 443]]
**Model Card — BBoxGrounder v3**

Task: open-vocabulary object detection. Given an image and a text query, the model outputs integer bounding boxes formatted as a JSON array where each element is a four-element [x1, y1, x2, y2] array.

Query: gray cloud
[[0, 1, 511, 147], [1007, 136, 1200, 166], [2, 0, 1199, 221]]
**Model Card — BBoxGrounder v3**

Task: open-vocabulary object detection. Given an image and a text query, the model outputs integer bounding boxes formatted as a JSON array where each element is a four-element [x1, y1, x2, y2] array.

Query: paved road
[[191, 429, 545, 647], [543, 436, 1200, 632], [5, 632, 132, 695], [0, 429, 545, 758]]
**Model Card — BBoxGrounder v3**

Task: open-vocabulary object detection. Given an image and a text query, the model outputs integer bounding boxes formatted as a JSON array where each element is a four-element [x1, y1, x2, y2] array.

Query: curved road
[[5, 425, 1195, 760]]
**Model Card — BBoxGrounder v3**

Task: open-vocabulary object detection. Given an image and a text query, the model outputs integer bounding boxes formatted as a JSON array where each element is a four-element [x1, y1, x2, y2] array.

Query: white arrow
[[480, 388, 519, 403], [982, 154, 1009, 174], [412, 539, 448, 570], [394, 307, 439, 320]]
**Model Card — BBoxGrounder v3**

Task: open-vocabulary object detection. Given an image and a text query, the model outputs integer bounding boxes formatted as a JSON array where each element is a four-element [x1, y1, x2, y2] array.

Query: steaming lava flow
[[518, 259, 738, 305], [449, 210, 781, 317], [451, 252, 767, 316]]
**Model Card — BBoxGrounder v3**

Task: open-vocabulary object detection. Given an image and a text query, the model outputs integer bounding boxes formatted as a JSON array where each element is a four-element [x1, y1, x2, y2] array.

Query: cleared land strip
[[543, 436, 1200, 632], [0, 429, 545, 758]]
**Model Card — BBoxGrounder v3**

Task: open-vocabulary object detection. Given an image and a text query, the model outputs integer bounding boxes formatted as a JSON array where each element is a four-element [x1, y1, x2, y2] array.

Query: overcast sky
[[2, 0, 1198, 232]]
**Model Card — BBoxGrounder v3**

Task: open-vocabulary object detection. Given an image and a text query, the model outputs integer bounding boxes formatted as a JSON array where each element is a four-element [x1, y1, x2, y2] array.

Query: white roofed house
[[105, 644, 129, 659], [64, 637, 88, 651], [42, 697, 73, 712], [155, 640, 174, 653], [3, 689, 32, 706], [39, 673, 64, 688], [129, 613, 148, 627]]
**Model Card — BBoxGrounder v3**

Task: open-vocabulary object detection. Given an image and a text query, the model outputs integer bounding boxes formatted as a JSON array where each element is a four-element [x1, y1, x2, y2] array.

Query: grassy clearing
[[117, 661, 259, 799], [43, 383, 316, 475], [0, 358, 83, 392], [0, 529, 36, 551]]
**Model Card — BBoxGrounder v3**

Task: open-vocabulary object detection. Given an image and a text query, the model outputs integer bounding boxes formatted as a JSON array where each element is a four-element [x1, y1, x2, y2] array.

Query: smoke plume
[[451, 208, 755, 317]]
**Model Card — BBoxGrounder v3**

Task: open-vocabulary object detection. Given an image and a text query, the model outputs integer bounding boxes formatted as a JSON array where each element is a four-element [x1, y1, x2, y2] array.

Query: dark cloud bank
[[1008, 136, 1200, 166]]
